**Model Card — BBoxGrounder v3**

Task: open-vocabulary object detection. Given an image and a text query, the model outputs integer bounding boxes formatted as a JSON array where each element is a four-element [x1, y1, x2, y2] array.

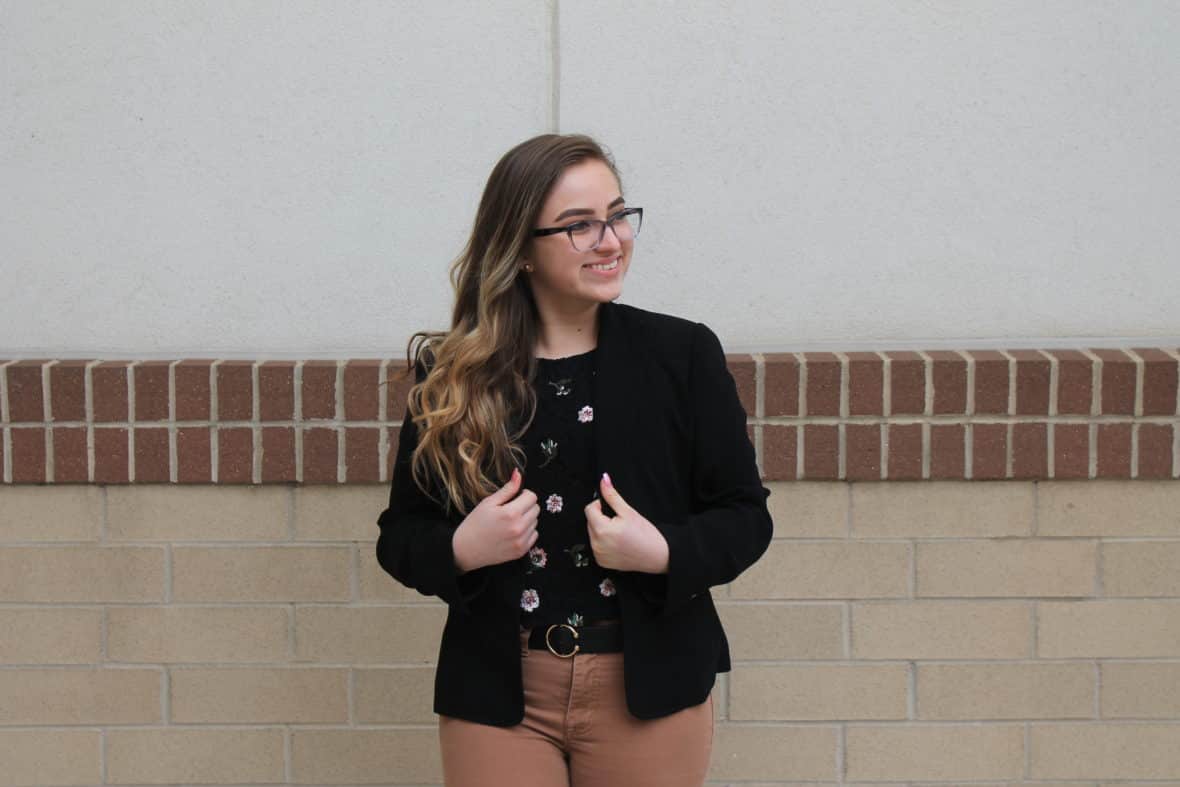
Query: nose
[[594, 221, 624, 254]]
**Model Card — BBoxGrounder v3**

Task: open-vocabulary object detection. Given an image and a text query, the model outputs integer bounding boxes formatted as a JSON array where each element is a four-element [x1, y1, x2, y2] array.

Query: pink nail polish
[[603, 472, 612, 487]]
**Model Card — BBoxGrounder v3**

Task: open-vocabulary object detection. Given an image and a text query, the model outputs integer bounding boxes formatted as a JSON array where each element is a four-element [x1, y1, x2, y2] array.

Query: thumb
[[599, 472, 631, 514], [490, 467, 522, 504]]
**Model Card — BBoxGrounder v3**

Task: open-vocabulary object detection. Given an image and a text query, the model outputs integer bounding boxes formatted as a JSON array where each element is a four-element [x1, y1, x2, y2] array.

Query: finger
[[489, 467, 522, 504], [599, 472, 632, 515], [584, 498, 607, 529], [504, 486, 537, 517]]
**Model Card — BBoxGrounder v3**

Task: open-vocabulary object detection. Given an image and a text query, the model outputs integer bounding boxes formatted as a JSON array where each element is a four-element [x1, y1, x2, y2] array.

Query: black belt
[[525, 621, 623, 657]]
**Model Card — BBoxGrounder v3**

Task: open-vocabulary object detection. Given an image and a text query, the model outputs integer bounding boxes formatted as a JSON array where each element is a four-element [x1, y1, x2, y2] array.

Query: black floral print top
[[516, 348, 621, 628]]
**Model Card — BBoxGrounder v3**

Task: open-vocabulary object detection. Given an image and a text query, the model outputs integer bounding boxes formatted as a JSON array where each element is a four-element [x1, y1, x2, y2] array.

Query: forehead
[[541, 159, 622, 216]]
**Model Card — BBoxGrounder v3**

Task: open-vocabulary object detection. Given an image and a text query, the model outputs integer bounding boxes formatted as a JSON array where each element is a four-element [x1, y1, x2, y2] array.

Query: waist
[[522, 619, 623, 656]]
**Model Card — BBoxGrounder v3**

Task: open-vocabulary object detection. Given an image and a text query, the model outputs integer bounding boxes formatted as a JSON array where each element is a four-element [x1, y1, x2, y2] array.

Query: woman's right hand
[[451, 468, 539, 573]]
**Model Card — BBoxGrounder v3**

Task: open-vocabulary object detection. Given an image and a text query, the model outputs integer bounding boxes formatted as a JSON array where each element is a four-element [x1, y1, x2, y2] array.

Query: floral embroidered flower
[[565, 544, 590, 567], [528, 546, 547, 568], [567, 612, 584, 627], [539, 438, 557, 467], [577, 405, 594, 423], [545, 493, 563, 514], [599, 577, 616, 597], [520, 588, 540, 612]]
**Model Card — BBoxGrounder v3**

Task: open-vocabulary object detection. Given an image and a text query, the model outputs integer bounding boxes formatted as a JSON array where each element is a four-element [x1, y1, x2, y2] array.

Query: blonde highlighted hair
[[397, 134, 620, 514]]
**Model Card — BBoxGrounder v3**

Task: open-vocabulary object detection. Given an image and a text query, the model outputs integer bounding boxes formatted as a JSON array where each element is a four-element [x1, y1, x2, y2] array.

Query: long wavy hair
[[398, 134, 620, 515]]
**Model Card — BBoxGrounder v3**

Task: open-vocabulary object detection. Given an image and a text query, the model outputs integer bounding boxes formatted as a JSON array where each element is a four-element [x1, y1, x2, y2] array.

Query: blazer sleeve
[[637, 320, 773, 617], [375, 360, 491, 614]]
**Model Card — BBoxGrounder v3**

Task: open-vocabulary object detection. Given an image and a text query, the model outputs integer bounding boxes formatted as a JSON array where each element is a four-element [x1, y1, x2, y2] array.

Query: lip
[[582, 257, 622, 276]]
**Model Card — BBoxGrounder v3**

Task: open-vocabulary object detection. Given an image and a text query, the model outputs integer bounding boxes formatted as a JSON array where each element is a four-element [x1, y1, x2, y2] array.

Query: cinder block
[[0, 730, 100, 786], [1101, 662, 1180, 718], [0, 546, 164, 602], [171, 667, 348, 723], [106, 728, 284, 784], [0, 668, 160, 724], [1102, 541, 1180, 596], [707, 724, 836, 781], [917, 662, 1093, 720], [172, 545, 350, 602], [731, 541, 908, 599], [0, 608, 102, 664], [729, 663, 907, 720], [764, 481, 848, 537], [106, 485, 287, 541], [852, 481, 1034, 537], [358, 543, 423, 602], [0, 486, 101, 541], [1029, 722, 1180, 778], [295, 606, 445, 664], [108, 606, 289, 663], [852, 601, 1031, 659], [290, 729, 442, 784], [846, 723, 1024, 780], [354, 666, 436, 724], [1039, 480, 1180, 536], [1039, 600, 1180, 658], [294, 484, 389, 541], [917, 540, 1096, 597], [716, 602, 844, 661]]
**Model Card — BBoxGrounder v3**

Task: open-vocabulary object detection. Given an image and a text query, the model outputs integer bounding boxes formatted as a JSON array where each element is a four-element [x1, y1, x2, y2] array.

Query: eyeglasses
[[532, 207, 643, 252]]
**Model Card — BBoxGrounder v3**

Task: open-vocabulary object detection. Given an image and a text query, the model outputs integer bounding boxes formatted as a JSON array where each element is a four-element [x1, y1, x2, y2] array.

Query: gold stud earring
[[523, 264, 533, 272]]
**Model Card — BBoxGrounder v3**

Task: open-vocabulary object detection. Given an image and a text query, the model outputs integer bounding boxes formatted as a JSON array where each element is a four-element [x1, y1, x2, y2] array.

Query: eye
[[565, 220, 593, 235], [607, 210, 629, 224]]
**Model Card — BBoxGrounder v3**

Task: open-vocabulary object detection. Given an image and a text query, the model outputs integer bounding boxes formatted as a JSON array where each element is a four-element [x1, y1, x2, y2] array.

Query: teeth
[[587, 258, 620, 271]]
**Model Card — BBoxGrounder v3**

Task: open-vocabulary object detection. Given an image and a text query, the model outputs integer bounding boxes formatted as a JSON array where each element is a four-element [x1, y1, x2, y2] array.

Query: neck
[[533, 301, 602, 359]]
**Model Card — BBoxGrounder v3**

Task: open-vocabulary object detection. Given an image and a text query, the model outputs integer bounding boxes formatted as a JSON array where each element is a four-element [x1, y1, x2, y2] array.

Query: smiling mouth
[[583, 258, 620, 271]]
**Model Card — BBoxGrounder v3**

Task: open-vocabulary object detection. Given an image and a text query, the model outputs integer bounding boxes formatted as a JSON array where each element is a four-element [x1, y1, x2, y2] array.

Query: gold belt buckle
[[544, 623, 580, 658]]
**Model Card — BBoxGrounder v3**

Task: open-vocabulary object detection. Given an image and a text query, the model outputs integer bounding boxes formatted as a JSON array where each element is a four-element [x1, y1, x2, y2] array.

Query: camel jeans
[[437, 626, 714, 787]]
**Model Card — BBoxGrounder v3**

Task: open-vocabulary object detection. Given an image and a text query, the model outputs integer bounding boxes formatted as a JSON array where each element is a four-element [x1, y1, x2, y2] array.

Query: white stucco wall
[[2, 1, 1177, 357]]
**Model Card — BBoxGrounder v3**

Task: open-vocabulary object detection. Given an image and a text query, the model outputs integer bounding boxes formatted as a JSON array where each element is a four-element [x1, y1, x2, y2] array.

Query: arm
[[375, 361, 491, 613], [635, 321, 773, 616]]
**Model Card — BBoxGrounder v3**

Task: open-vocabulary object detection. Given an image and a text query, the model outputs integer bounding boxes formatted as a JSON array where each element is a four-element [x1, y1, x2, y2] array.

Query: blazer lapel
[[593, 300, 643, 501]]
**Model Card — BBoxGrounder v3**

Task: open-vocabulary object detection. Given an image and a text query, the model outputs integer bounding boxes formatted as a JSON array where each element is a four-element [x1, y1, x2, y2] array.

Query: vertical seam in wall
[[1045, 351, 1058, 479], [1001, 350, 1016, 478], [836, 351, 847, 480], [960, 351, 974, 480], [86, 361, 99, 483], [549, 0, 560, 132], [1094, 659, 1103, 720], [127, 362, 137, 482], [43, 361, 55, 482], [881, 353, 891, 480], [920, 351, 932, 480], [1128, 349, 1145, 479], [347, 666, 357, 726], [210, 361, 221, 483], [1082, 348, 1101, 478], [0, 360, 11, 483], [798, 353, 807, 478], [336, 361, 345, 483], [752, 353, 764, 479], [284, 725, 293, 784], [161, 666, 171, 725], [168, 361, 178, 483], [252, 361, 262, 484], [294, 362, 304, 484]]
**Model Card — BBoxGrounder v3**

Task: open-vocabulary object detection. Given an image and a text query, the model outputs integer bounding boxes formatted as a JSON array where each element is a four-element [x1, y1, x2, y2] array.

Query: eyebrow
[[552, 196, 625, 222]]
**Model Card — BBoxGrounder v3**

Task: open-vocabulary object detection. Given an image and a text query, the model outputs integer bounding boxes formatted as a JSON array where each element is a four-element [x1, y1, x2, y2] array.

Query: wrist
[[452, 528, 473, 574]]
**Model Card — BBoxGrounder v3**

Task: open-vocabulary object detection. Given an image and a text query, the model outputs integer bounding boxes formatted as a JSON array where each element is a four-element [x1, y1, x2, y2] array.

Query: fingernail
[[602, 472, 612, 487]]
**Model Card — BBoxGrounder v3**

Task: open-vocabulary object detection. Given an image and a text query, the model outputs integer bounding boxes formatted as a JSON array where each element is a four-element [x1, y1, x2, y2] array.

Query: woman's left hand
[[584, 473, 670, 574]]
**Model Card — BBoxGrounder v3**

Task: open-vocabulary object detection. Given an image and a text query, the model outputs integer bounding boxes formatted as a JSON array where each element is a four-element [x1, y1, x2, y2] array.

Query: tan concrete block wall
[[1, 480, 1179, 784]]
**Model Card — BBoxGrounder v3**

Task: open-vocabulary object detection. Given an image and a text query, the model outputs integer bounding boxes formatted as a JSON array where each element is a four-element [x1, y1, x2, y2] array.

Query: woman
[[376, 133, 772, 786]]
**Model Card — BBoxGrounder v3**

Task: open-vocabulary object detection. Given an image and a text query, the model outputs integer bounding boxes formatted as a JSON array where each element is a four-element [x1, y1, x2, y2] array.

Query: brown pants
[[437, 627, 714, 787]]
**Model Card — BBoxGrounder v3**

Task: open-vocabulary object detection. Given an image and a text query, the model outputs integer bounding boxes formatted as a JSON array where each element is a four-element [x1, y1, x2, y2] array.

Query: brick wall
[[1, 350, 1179, 785]]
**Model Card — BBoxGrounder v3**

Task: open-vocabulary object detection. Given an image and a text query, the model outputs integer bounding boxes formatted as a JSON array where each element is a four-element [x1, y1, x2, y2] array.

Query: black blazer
[[376, 300, 773, 726]]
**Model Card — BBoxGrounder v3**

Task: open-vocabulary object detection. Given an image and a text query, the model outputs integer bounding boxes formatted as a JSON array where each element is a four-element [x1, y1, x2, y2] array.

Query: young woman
[[376, 133, 773, 786]]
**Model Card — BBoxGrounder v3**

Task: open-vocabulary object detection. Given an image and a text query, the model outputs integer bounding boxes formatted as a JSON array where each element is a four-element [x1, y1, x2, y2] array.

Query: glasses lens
[[567, 222, 600, 252], [617, 209, 641, 240]]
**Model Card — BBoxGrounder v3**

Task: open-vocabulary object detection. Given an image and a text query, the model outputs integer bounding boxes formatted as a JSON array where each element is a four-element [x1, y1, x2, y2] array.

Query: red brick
[[804, 354, 840, 417], [133, 427, 170, 483], [344, 360, 383, 422], [385, 425, 400, 482], [345, 427, 380, 482], [886, 352, 925, 415], [762, 425, 797, 481], [1096, 422, 1132, 478], [1135, 348, 1178, 416], [1011, 351, 1050, 416], [176, 360, 213, 421], [726, 355, 756, 417], [52, 426, 88, 483], [802, 424, 839, 480], [930, 351, 967, 415], [845, 423, 881, 480], [7, 361, 46, 423], [177, 427, 212, 483], [972, 423, 1007, 479], [1093, 349, 1135, 415], [971, 352, 1009, 415], [134, 361, 171, 422], [1137, 423, 1174, 479], [1053, 424, 1089, 479], [259, 362, 295, 422], [49, 360, 88, 422], [94, 427, 129, 483], [384, 362, 415, 421], [216, 361, 254, 421], [763, 353, 799, 417], [1011, 422, 1048, 479], [0, 427, 5, 482], [847, 353, 883, 416], [302, 361, 338, 421], [1046, 350, 1092, 415], [887, 423, 923, 480], [930, 424, 965, 480], [217, 427, 253, 484], [302, 426, 339, 483], [11, 427, 46, 483], [261, 426, 296, 482], [92, 362, 130, 423]]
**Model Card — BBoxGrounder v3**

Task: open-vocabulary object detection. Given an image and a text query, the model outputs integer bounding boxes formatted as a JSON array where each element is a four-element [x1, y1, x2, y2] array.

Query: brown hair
[[398, 133, 620, 514]]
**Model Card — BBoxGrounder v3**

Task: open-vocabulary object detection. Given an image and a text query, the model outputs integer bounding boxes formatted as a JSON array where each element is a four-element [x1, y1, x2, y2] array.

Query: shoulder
[[608, 301, 721, 359]]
